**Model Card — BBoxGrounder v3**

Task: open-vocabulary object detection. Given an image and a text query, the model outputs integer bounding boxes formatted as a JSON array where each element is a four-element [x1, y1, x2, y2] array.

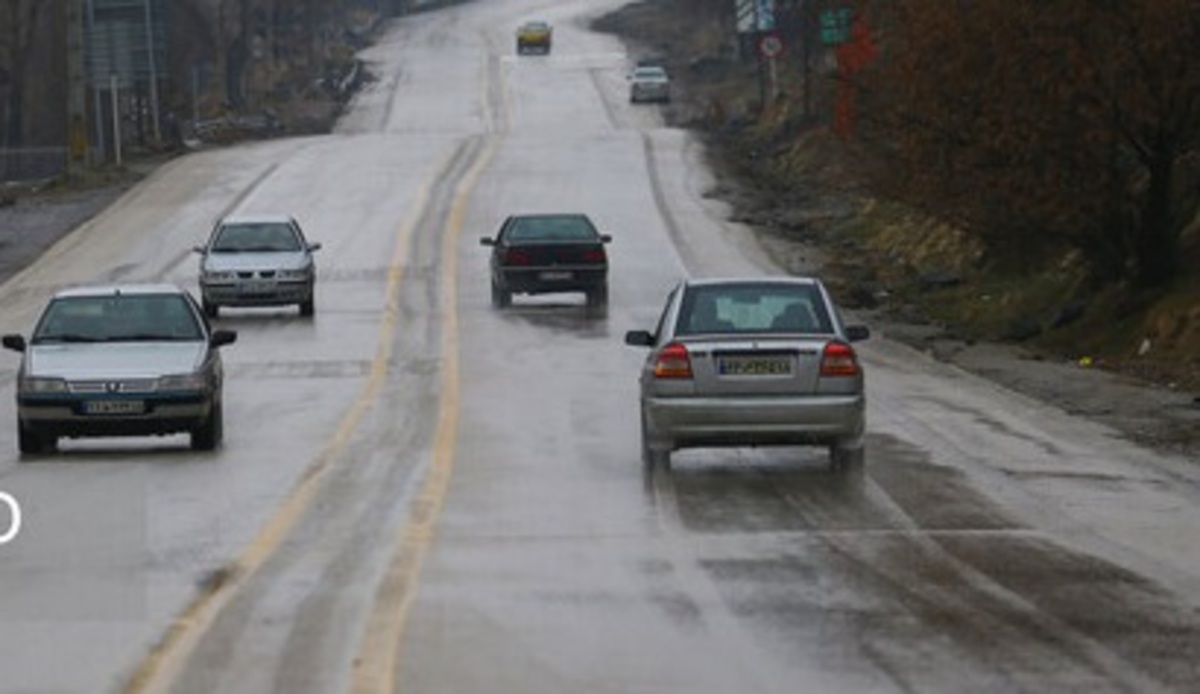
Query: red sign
[[758, 32, 783, 58]]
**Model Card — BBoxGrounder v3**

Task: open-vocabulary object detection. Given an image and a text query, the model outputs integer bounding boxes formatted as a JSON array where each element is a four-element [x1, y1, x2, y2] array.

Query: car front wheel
[[17, 422, 54, 456], [300, 297, 315, 317], [202, 299, 219, 318], [191, 400, 224, 451]]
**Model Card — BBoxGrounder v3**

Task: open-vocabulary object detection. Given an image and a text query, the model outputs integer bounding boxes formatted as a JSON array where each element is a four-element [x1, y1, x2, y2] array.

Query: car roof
[[683, 277, 822, 290], [52, 283, 190, 299], [510, 212, 592, 220], [217, 213, 297, 226]]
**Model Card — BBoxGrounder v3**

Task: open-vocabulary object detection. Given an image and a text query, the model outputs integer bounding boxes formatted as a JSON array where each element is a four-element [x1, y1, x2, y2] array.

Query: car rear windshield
[[505, 216, 598, 242], [33, 294, 203, 343], [676, 283, 833, 336], [212, 223, 302, 252], [633, 68, 667, 80]]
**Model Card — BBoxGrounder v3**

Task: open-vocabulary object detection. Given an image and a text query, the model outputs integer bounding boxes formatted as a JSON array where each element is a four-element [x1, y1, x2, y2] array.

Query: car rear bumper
[[18, 395, 213, 438], [643, 393, 865, 450], [201, 280, 313, 307], [497, 267, 606, 295]]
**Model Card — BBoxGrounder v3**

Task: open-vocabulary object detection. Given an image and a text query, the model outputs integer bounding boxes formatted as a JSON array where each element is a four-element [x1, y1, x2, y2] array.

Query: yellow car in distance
[[516, 20, 552, 54]]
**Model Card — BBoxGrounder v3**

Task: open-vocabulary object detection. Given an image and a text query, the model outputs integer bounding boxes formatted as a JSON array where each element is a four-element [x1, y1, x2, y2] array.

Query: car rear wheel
[[491, 282, 511, 308], [586, 284, 608, 308], [829, 443, 864, 472], [640, 410, 670, 470], [18, 423, 54, 456], [191, 400, 224, 451]]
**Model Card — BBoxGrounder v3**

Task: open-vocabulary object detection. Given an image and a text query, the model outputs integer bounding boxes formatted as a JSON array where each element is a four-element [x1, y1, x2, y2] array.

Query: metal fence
[[0, 148, 68, 185]]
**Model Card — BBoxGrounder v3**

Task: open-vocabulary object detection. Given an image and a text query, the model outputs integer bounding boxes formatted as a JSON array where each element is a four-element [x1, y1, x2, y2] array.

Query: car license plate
[[717, 355, 792, 376], [241, 280, 275, 293], [84, 400, 145, 415], [539, 271, 573, 281]]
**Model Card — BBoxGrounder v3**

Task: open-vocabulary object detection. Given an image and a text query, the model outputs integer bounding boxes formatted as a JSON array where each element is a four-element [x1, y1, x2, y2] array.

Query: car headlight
[[157, 373, 207, 391], [202, 270, 238, 282], [21, 377, 67, 394]]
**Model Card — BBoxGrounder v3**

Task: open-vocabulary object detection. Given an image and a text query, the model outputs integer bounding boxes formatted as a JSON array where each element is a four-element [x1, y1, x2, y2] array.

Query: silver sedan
[[624, 277, 869, 470], [1, 284, 236, 454], [194, 214, 321, 317], [628, 66, 671, 103]]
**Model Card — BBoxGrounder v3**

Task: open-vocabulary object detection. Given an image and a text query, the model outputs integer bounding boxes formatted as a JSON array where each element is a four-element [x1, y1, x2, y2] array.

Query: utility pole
[[64, 0, 90, 173]]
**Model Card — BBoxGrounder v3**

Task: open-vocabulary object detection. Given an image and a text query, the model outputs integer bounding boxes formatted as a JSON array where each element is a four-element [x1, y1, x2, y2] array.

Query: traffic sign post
[[757, 32, 783, 59], [756, 32, 783, 109]]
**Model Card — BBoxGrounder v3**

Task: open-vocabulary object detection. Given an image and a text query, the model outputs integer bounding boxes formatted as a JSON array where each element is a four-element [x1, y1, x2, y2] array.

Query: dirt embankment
[[592, 0, 1200, 458]]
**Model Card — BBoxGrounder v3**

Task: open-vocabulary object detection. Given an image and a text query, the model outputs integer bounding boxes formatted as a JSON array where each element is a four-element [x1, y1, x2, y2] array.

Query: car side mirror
[[479, 237, 496, 247], [308, 242, 322, 252], [2, 334, 26, 353], [845, 325, 870, 342], [210, 330, 238, 348], [600, 234, 613, 243], [624, 330, 654, 347], [193, 245, 206, 254]]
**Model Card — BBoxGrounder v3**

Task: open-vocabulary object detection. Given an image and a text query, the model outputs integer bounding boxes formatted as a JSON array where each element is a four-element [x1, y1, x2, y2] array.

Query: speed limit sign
[[758, 32, 784, 58]]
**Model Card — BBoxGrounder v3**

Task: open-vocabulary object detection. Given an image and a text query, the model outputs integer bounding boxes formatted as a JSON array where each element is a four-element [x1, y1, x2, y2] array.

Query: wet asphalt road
[[1, 1, 1199, 693]]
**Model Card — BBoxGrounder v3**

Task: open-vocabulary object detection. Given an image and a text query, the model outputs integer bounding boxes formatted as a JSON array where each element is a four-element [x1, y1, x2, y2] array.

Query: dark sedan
[[480, 213, 611, 309]]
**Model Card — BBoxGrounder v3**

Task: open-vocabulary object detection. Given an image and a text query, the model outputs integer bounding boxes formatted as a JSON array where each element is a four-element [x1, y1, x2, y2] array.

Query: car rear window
[[676, 283, 832, 336], [506, 216, 598, 242]]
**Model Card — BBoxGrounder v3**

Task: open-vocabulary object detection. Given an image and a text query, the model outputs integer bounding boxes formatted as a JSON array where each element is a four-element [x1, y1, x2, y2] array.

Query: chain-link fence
[[0, 148, 67, 185]]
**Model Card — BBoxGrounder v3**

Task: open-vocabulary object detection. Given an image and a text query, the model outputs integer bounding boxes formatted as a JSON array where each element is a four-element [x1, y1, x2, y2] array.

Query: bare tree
[[0, 0, 48, 147], [861, 0, 1200, 288]]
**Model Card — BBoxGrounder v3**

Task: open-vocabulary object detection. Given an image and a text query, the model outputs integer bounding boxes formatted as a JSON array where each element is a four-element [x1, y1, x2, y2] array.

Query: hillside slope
[[593, 0, 1199, 456]]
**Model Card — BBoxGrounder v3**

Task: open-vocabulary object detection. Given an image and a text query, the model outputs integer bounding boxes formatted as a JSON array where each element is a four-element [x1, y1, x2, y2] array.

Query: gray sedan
[[1, 284, 237, 454], [624, 277, 869, 470], [194, 214, 321, 317]]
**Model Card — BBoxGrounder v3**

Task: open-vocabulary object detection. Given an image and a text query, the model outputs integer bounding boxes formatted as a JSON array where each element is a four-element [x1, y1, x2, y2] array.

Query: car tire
[[18, 423, 53, 456], [299, 297, 315, 317], [191, 400, 223, 451], [203, 299, 219, 318], [829, 443, 864, 472], [586, 284, 608, 308], [640, 410, 670, 470], [491, 282, 511, 309]]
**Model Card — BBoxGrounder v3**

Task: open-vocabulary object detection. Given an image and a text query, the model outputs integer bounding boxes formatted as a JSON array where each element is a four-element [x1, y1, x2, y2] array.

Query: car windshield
[[676, 283, 833, 336], [210, 222, 302, 253], [32, 294, 203, 343], [505, 216, 598, 242]]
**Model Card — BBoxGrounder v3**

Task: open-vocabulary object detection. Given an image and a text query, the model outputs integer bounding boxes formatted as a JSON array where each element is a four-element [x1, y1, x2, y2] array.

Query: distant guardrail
[[0, 148, 67, 185]]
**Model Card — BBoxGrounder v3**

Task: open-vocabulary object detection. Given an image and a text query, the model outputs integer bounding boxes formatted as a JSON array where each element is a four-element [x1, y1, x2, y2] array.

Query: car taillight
[[653, 342, 692, 379], [581, 248, 607, 263], [503, 248, 532, 265], [820, 342, 859, 377]]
